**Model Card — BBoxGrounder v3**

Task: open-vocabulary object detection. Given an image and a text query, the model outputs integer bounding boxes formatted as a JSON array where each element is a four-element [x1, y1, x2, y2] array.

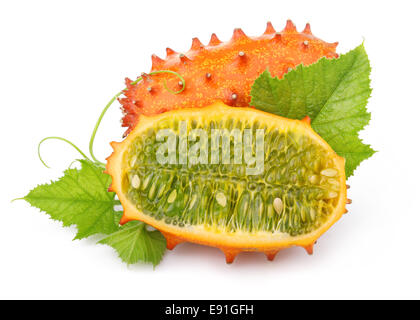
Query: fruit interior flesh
[[122, 117, 341, 237]]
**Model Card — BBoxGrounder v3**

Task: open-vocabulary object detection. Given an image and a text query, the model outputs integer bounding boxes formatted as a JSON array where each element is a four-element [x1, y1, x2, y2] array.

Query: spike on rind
[[209, 33, 221, 46], [301, 115, 311, 125], [232, 28, 248, 41], [221, 248, 240, 264], [265, 250, 279, 261], [236, 51, 247, 65], [329, 42, 339, 49], [166, 47, 177, 57], [119, 215, 131, 225], [303, 23, 312, 34], [303, 244, 314, 255], [179, 53, 191, 64], [124, 77, 133, 89], [162, 232, 183, 250], [190, 37, 204, 51], [264, 21, 276, 34], [110, 141, 119, 150], [272, 32, 283, 43], [151, 54, 164, 70], [140, 72, 149, 81], [284, 19, 297, 33]]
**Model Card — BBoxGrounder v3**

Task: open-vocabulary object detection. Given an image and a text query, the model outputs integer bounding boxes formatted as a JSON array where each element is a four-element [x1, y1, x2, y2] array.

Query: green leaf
[[327, 134, 375, 177], [250, 44, 374, 176], [98, 221, 167, 266], [23, 159, 120, 239]]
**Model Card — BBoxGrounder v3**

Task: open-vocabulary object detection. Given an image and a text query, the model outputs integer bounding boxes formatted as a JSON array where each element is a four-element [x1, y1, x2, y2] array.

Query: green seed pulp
[[122, 117, 340, 236]]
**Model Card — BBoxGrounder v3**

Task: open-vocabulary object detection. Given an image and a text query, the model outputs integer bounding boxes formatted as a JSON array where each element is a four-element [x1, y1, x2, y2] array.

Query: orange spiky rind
[[107, 102, 348, 263], [120, 21, 339, 135]]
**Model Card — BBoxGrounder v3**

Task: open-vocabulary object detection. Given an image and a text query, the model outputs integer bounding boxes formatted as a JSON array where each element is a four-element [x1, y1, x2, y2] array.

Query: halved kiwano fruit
[[106, 102, 347, 263]]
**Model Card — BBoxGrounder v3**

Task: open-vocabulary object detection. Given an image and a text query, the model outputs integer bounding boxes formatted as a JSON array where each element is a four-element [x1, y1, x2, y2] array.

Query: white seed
[[328, 178, 340, 189], [178, 81, 183, 86], [231, 93, 238, 100], [238, 51, 245, 57], [328, 178, 339, 185], [287, 67, 292, 72], [327, 191, 338, 199], [310, 208, 317, 221], [147, 87, 152, 92], [273, 198, 283, 215], [130, 155, 137, 167], [131, 174, 140, 189], [303, 40, 309, 46], [301, 208, 306, 222], [215, 192, 227, 207], [321, 168, 337, 177], [167, 190, 177, 203], [206, 73, 212, 79], [189, 194, 197, 210], [142, 175, 151, 191], [309, 175, 318, 184]]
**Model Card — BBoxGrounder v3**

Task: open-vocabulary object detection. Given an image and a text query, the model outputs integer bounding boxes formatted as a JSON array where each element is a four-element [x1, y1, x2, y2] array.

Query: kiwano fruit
[[106, 102, 348, 263], [120, 20, 338, 135]]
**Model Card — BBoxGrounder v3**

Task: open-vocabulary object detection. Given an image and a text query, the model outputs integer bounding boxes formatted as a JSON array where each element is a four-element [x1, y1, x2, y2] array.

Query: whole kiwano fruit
[[106, 102, 348, 263], [120, 20, 338, 136]]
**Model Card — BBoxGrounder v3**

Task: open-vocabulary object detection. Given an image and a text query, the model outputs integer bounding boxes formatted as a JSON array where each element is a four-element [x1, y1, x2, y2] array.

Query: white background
[[1, 0, 419, 300]]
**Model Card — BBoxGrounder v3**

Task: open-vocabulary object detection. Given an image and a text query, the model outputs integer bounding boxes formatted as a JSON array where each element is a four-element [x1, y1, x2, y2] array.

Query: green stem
[[38, 137, 90, 169], [149, 70, 185, 94], [88, 91, 122, 165]]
